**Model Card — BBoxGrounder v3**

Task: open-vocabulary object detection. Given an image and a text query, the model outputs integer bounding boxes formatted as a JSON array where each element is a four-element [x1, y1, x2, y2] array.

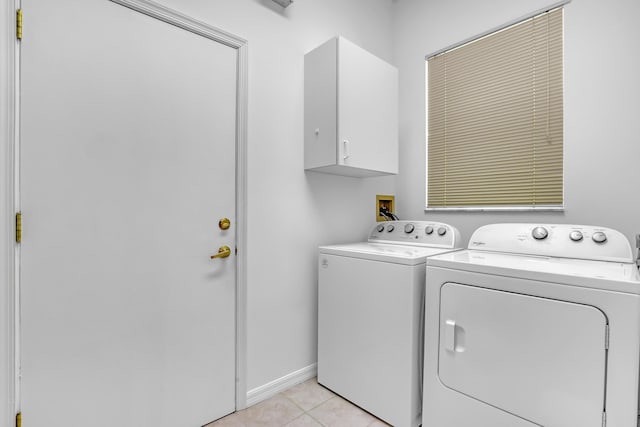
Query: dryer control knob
[[386, 225, 395, 232], [437, 227, 447, 236], [569, 231, 583, 242], [532, 226, 549, 240], [425, 226, 434, 235], [592, 231, 607, 244], [376, 224, 385, 232], [404, 224, 415, 234]]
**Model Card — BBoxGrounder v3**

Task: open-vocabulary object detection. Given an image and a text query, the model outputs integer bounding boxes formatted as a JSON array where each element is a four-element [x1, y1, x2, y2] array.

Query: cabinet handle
[[444, 319, 456, 352], [343, 140, 350, 160]]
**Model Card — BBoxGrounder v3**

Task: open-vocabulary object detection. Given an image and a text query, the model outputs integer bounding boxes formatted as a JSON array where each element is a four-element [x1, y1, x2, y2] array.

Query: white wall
[[151, 0, 397, 392], [392, 0, 640, 246]]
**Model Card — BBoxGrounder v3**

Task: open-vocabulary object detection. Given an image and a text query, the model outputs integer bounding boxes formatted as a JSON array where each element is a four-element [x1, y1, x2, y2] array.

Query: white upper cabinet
[[304, 37, 398, 177]]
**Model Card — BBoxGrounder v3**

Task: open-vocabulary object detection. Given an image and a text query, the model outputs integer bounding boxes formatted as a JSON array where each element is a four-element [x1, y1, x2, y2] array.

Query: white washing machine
[[318, 221, 462, 427], [422, 223, 640, 427]]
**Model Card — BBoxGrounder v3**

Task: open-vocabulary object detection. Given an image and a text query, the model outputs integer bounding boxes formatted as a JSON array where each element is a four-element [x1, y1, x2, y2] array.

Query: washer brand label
[[471, 241, 486, 246]]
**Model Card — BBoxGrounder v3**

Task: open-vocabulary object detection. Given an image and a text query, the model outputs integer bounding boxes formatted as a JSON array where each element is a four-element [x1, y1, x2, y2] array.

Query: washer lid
[[319, 242, 460, 265], [428, 250, 640, 294]]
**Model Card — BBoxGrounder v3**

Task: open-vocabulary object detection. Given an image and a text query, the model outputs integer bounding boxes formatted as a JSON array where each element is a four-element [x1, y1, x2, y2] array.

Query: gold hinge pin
[[16, 412, 22, 427], [16, 212, 22, 243], [16, 9, 23, 40]]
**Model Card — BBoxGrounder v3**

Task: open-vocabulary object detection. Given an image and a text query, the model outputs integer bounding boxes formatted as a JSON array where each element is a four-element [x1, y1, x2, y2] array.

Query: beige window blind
[[427, 8, 563, 208]]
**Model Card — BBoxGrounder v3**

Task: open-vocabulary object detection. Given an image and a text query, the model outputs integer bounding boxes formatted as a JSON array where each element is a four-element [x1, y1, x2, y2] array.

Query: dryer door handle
[[444, 319, 457, 352]]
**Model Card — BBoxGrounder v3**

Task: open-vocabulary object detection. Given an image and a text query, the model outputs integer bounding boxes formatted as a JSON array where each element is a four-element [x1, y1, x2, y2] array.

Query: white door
[[439, 283, 607, 427], [20, 1, 238, 426], [338, 37, 398, 174]]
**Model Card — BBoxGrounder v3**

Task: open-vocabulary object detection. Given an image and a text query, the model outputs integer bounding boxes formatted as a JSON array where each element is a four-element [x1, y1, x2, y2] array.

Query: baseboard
[[246, 363, 317, 407]]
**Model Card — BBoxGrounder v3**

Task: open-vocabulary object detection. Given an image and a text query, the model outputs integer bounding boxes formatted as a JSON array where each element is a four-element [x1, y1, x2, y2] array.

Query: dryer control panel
[[469, 223, 634, 263], [369, 221, 461, 248]]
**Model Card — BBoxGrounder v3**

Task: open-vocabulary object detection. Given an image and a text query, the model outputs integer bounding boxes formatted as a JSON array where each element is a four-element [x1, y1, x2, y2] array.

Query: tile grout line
[[279, 392, 334, 426], [286, 384, 391, 427], [304, 410, 327, 427]]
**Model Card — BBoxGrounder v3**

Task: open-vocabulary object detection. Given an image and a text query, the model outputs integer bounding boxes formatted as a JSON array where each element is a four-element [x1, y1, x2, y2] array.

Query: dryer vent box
[[376, 194, 395, 222], [272, 0, 294, 7]]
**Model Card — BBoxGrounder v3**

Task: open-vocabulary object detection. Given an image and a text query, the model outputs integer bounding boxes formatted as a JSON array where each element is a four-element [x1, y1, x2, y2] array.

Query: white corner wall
[[392, 0, 640, 245], [151, 0, 397, 393]]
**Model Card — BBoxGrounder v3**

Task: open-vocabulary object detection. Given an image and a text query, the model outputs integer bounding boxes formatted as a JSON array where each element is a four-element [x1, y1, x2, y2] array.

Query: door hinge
[[602, 410, 606, 427], [16, 9, 23, 40], [16, 212, 22, 243], [16, 412, 21, 427], [605, 325, 610, 350]]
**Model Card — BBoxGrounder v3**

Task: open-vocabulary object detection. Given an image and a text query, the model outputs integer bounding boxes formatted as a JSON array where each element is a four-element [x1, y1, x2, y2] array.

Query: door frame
[[0, 0, 249, 422], [1, 1, 19, 425]]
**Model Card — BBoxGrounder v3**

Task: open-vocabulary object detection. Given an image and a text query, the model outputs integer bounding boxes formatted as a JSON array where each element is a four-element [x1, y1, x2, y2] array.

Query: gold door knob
[[219, 218, 231, 230], [210, 245, 232, 259]]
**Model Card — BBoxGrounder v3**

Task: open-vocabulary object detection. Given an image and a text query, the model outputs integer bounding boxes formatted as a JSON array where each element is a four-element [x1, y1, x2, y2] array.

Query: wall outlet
[[376, 194, 395, 222]]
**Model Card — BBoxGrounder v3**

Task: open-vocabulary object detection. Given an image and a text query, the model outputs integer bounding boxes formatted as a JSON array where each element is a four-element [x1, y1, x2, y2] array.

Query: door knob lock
[[211, 245, 231, 259], [219, 218, 231, 230]]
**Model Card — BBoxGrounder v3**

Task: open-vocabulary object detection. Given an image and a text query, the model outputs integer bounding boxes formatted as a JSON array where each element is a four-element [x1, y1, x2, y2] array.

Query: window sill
[[424, 206, 564, 212]]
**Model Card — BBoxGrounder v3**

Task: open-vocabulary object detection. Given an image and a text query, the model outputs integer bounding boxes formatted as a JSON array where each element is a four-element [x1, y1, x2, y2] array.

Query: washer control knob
[[386, 224, 395, 232], [425, 226, 434, 235], [569, 231, 583, 242], [532, 226, 549, 240], [404, 224, 415, 234], [376, 224, 385, 232], [592, 231, 607, 244], [437, 227, 447, 236]]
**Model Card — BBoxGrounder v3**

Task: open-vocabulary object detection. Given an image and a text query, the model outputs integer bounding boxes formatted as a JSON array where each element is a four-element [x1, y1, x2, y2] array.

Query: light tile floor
[[205, 378, 391, 427]]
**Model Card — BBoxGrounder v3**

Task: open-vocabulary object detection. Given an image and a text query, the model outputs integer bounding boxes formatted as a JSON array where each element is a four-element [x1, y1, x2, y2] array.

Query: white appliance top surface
[[429, 223, 640, 294], [429, 250, 640, 283], [319, 242, 458, 265], [319, 221, 462, 265]]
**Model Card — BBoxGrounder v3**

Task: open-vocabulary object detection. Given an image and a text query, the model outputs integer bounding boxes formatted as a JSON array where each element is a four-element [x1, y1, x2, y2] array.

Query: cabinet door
[[338, 38, 398, 174], [439, 283, 607, 427], [304, 38, 338, 170]]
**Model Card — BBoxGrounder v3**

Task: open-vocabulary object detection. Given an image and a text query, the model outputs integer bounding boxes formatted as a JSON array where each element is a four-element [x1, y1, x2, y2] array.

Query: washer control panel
[[369, 221, 461, 248], [469, 223, 634, 263]]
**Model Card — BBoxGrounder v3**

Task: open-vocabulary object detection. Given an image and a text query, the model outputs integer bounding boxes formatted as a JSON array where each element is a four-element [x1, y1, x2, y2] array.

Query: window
[[426, 8, 563, 209]]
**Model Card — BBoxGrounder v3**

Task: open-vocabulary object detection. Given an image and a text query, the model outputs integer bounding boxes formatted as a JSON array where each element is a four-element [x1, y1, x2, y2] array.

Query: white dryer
[[318, 221, 461, 427], [422, 223, 640, 427]]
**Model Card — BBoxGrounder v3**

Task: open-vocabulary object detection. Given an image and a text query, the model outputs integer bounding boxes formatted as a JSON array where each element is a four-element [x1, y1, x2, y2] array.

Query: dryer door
[[439, 283, 607, 427]]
